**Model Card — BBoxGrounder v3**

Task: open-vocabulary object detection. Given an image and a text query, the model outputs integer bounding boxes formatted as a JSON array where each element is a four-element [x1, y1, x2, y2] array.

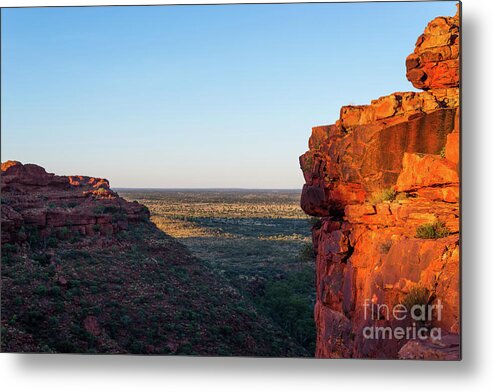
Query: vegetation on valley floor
[[120, 189, 317, 354], [2, 190, 316, 356]]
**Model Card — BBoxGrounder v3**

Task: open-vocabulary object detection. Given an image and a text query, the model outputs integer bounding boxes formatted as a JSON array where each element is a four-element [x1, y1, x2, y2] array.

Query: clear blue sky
[[1, 1, 457, 188]]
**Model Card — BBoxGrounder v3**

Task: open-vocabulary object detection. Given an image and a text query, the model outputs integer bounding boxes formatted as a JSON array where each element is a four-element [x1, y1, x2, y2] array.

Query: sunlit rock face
[[299, 6, 460, 359], [406, 11, 460, 91]]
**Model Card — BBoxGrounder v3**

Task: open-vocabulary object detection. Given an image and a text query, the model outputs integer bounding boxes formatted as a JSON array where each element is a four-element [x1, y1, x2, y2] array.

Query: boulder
[[406, 9, 459, 90]]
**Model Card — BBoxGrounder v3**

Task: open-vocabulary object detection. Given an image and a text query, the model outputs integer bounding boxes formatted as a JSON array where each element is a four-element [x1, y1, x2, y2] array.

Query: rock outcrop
[[1, 160, 150, 245], [406, 12, 460, 90], [1, 162, 307, 356], [299, 7, 460, 359]]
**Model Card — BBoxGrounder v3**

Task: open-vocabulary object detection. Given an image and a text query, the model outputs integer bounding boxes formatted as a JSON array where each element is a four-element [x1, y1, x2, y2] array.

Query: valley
[[119, 189, 317, 354]]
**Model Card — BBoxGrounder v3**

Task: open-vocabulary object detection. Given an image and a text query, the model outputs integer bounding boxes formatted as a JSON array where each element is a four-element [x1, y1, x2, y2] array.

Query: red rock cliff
[[299, 8, 460, 359], [1, 161, 150, 245]]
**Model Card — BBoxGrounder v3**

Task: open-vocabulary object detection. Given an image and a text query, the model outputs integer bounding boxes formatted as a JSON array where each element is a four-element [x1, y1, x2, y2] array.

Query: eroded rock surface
[[1, 160, 149, 245], [406, 11, 460, 90], [299, 7, 460, 359]]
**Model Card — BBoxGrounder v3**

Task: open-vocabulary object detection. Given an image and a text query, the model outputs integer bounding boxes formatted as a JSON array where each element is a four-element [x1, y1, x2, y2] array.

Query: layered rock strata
[[1, 161, 150, 245], [299, 8, 460, 359]]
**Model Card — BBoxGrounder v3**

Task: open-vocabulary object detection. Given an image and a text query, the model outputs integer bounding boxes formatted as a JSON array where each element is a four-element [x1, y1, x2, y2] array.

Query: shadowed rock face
[[299, 6, 460, 360], [1, 161, 308, 356], [1, 160, 150, 244]]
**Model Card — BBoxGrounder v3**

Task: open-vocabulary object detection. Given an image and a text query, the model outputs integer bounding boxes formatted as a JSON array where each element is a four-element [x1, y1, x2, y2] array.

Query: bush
[[48, 316, 60, 328], [25, 310, 45, 331], [57, 227, 71, 240], [46, 236, 58, 248], [258, 269, 316, 353], [33, 253, 51, 266], [219, 325, 233, 336], [26, 226, 42, 248], [299, 243, 315, 263], [308, 216, 322, 228], [93, 188, 108, 197], [2, 243, 17, 254], [34, 284, 49, 296], [379, 240, 392, 254], [415, 221, 450, 239], [93, 206, 106, 215], [51, 286, 62, 297], [55, 341, 77, 353], [103, 206, 121, 214], [439, 146, 446, 158], [402, 285, 431, 323], [403, 286, 429, 309], [369, 187, 396, 204]]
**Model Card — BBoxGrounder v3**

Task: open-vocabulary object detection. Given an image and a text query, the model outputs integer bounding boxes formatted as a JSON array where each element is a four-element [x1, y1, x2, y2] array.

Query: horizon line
[[114, 187, 303, 191]]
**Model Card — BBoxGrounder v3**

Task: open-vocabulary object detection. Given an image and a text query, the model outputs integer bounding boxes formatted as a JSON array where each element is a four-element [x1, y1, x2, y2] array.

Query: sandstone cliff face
[[299, 9, 460, 359], [1, 160, 150, 245]]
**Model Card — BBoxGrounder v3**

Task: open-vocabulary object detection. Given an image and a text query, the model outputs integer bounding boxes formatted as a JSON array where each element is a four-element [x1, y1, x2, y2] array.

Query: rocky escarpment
[[299, 8, 460, 359], [1, 160, 150, 246], [1, 161, 306, 355]]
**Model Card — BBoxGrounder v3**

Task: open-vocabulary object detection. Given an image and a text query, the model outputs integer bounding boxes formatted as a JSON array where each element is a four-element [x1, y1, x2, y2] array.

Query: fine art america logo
[[362, 294, 443, 340]]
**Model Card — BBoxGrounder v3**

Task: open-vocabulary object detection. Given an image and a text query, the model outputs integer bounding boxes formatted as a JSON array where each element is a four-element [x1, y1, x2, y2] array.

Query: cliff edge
[[299, 7, 460, 359], [1, 160, 150, 245]]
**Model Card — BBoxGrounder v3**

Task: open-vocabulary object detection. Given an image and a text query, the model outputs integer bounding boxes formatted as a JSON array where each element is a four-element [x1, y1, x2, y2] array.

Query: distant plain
[[119, 189, 317, 353]]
